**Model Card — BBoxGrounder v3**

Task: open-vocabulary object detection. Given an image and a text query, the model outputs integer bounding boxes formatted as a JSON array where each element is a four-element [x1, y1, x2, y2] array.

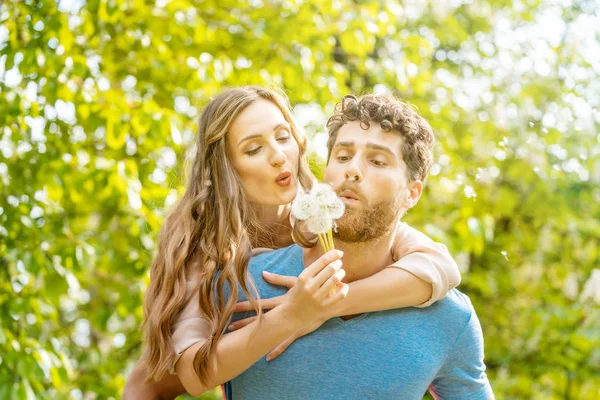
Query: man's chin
[[334, 199, 401, 243]]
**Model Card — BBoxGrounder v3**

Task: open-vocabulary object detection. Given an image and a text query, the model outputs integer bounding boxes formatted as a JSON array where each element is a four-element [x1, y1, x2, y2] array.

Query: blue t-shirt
[[224, 245, 493, 400]]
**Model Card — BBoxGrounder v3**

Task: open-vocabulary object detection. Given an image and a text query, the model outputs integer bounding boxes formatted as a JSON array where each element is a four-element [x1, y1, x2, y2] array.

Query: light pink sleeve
[[390, 222, 461, 308], [169, 248, 273, 375], [169, 277, 210, 375]]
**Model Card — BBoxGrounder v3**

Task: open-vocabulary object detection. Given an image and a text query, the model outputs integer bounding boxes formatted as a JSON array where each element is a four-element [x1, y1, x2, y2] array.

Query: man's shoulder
[[440, 289, 476, 314], [248, 244, 304, 276], [433, 289, 476, 318], [408, 289, 476, 332], [251, 244, 302, 261]]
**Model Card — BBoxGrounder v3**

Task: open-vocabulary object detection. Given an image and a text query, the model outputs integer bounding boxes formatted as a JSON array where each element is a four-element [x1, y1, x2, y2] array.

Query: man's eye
[[371, 160, 386, 166], [246, 147, 261, 155]]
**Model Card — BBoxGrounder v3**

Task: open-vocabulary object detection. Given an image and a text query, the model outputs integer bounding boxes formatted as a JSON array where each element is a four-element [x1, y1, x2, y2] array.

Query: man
[[125, 94, 493, 399], [221, 94, 493, 399]]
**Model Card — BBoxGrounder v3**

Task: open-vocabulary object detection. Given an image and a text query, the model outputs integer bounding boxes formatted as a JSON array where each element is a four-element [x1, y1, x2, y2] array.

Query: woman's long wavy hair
[[142, 86, 313, 385]]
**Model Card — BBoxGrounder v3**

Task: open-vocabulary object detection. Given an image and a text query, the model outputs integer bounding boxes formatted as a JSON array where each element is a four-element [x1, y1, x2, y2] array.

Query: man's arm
[[429, 306, 495, 400], [123, 349, 186, 400]]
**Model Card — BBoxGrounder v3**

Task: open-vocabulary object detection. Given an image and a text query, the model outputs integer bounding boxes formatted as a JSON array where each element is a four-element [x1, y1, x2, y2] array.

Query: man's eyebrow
[[366, 143, 395, 156], [237, 123, 289, 147], [334, 141, 394, 156], [333, 141, 355, 148]]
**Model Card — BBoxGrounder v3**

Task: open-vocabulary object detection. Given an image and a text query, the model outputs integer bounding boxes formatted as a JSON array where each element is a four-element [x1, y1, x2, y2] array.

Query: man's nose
[[344, 158, 363, 182]]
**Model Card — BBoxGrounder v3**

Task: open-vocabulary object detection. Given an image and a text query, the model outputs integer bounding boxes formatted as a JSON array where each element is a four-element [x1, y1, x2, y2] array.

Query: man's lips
[[339, 190, 360, 201]]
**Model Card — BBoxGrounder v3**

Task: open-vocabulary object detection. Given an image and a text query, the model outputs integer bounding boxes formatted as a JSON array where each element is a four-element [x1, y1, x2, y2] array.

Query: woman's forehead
[[228, 99, 288, 140]]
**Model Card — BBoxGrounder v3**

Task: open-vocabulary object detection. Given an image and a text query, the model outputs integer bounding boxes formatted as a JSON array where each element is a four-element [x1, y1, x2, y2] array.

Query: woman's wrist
[[326, 295, 347, 318], [271, 302, 309, 330]]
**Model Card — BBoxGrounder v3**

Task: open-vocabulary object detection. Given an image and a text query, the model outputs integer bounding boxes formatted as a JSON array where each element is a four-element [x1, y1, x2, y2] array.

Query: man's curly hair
[[326, 94, 434, 183]]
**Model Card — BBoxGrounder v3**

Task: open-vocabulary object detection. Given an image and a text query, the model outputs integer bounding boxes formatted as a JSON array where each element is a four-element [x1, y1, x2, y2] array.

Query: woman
[[125, 86, 460, 398]]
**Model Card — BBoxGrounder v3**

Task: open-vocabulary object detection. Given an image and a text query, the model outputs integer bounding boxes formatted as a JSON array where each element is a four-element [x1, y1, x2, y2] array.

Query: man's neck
[[304, 221, 398, 283]]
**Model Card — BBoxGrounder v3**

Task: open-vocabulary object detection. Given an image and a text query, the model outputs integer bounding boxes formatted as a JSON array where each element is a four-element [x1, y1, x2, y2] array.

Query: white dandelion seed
[[327, 199, 345, 219], [291, 180, 346, 241], [311, 182, 338, 205], [291, 193, 319, 220], [307, 210, 333, 234]]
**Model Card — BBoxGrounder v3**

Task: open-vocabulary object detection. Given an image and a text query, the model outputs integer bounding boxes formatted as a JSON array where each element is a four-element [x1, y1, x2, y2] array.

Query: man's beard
[[333, 195, 403, 243]]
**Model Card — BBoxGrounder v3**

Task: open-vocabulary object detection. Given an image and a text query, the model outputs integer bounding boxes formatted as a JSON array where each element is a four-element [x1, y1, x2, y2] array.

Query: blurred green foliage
[[1, 0, 599, 399]]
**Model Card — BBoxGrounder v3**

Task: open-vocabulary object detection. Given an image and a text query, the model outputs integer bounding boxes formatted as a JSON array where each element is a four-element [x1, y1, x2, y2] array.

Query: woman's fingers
[[323, 282, 349, 307], [266, 318, 328, 361], [300, 250, 343, 279], [312, 259, 343, 289], [262, 271, 297, 288], [316, 268, 346, 299], [266, 335, 296, 361], [228, 316, 257, 331], [233, 295, 284, 312]]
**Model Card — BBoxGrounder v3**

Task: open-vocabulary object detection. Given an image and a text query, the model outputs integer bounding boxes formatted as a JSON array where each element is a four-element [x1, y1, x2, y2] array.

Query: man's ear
[[405, 180, 423, 209]]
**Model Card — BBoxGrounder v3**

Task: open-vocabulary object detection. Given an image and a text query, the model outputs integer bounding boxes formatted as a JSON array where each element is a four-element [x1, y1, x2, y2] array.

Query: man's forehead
[[335, 122, 403, 154]]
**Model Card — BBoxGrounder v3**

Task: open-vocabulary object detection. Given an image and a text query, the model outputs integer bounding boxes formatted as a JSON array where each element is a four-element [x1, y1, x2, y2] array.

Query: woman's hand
[[231, 293, 332, 361], [231, 271, 298, 328], [233, 250, 346, 324], [276, 249, 348, 324], [230, 253, 346, 358]]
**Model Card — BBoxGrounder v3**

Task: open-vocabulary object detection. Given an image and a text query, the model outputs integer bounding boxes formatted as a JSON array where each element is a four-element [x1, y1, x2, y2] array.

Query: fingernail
[[337, 250, 344, 257], [263, 271, 271, 275], [228, 324, 235, 330], [266, 356, 272, 361]]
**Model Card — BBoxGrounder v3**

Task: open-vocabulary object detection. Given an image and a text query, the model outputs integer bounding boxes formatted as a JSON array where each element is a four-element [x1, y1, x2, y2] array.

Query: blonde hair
[[142, 86, 313, 384]]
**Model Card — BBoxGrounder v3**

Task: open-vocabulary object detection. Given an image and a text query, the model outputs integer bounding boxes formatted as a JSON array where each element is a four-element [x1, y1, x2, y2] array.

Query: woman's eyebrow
[[238, 123, 289, 147]]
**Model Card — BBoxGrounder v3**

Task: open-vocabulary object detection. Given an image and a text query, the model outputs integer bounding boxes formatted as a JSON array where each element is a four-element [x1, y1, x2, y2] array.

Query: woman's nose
[[269, 145, 287, 167]]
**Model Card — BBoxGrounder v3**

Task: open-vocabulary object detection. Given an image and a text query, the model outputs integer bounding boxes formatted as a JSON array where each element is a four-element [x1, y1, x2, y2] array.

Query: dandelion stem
[[317, 233, 328, 253]]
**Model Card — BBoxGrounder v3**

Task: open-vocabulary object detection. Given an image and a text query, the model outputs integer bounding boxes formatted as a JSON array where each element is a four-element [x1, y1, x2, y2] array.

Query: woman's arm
[[231, 224, 460, 359], [334, 222, 460, 315], [235, 222, 459, 319], [330, 267, 432, 317], [176, 305, 306, 395], [176, 250, 348, 396], [123, 349, 186, 400], [388, 222, 461, 307]]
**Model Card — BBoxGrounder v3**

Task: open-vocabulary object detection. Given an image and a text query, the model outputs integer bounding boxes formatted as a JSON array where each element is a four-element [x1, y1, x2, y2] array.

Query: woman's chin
[[248, 181, 298, 207], [281, 182, 299, 203], [269, 185, 298, 206]]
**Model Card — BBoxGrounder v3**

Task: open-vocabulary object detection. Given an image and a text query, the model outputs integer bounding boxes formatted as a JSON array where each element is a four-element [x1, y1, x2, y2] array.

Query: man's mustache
[[336, 183, 365, 201]]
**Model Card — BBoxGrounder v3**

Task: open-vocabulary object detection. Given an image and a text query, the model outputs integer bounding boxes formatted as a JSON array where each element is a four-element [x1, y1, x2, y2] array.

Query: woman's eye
[[371, 160, 386, 167], [246, 147, 262, 155], [277, 136, 291, 142], [337, 156, 350, 162]]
